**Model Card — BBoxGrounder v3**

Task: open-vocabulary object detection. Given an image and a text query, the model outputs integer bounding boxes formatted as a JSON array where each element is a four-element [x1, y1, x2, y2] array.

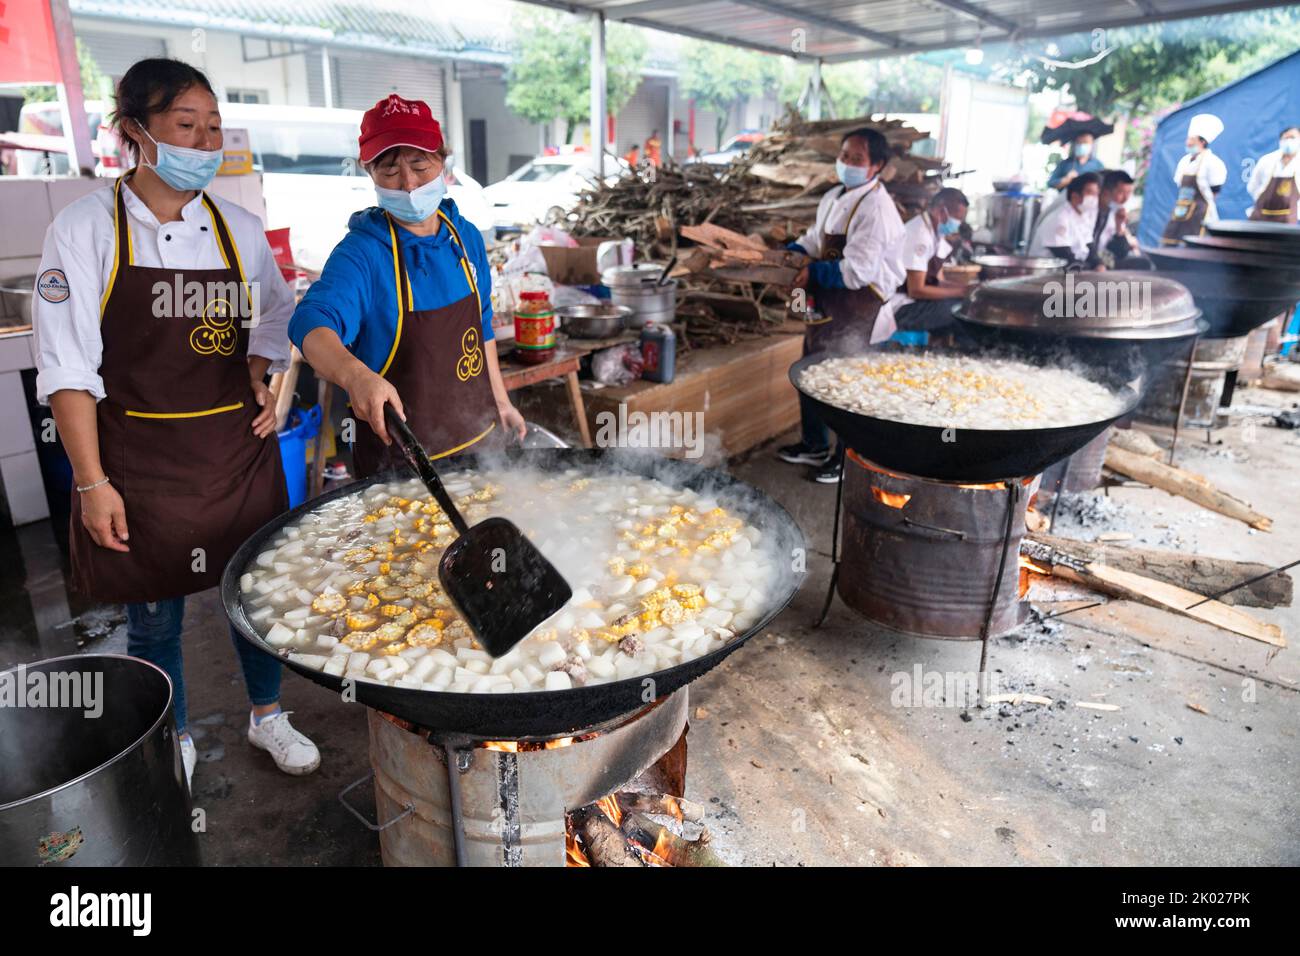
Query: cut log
[[1025, 533, 1293, 608], [1108, 427, 1165, 459], [1022, 539, 1285, 647], [1260, 364, 1300, 392], [620, 811, 727, 867], [615, 792, 706, 823], [679, 222, 768, 252], [575, 810, 644, 867], [1103, 445, 1272, 531]]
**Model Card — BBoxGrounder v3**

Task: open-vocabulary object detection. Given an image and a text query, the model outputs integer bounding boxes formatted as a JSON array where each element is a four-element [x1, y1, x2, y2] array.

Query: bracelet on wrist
[[76, 477, 111, 493]]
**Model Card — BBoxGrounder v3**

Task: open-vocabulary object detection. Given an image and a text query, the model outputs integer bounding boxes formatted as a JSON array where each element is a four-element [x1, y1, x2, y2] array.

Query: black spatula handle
[[383, 406, 470, 535]]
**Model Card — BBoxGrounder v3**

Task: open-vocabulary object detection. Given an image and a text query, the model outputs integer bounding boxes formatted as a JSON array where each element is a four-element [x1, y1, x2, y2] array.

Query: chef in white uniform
[[779, 126, 906, 484], [1028, 171, 1102, 266], [886, 187, 970, 336], [1160, 112, 1227, 245], [1247, 125, 1300, 223]]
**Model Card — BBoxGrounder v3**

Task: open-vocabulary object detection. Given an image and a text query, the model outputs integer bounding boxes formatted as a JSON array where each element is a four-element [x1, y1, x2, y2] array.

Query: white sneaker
[[179, 734, 197, 790], [247, 711, 321, 776]]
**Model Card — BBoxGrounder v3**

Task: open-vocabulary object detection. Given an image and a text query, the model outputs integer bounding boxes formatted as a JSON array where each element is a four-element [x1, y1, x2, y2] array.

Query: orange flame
[[871, 487, 912, 508]]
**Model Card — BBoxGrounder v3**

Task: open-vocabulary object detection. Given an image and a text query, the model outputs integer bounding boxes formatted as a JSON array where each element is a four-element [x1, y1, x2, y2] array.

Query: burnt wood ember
[[573, 808, 644, 868], [621, 811, 726, 867], [616, 792, 705, 823]]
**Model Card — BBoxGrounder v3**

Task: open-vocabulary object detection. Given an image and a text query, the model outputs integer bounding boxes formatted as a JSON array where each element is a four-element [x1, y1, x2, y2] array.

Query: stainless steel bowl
[[556, 302, 633, 339], [972, 255, 1068, 280], [0, 275, 35, 327]]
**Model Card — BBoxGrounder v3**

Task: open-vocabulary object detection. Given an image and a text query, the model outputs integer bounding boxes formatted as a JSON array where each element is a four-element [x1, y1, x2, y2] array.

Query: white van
[[218, 103, 493, 272]]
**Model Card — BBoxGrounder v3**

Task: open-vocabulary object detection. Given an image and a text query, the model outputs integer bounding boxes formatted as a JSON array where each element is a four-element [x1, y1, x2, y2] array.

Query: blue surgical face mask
[[836, 159, 876, 190], [374, 177, 447, 223], [1186, 144, 1202, 156], [1281, 138, 1298, 156], [1074, 142, 1092, 159], [937, 218, 961, 237], [141, 127, 223, 192], [1109, 199, 1125, 211]]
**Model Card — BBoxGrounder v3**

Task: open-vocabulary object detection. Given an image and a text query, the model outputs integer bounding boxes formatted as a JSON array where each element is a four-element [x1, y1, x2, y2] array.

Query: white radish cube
[[288, 653, 327, 669], [265, 622, 295, 647], [537, 642, 567, 668], [544, 671, 572, 691]]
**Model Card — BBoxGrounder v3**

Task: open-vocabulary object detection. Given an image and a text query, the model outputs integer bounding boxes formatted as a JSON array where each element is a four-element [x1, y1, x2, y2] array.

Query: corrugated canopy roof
[[520, 0, 1300, 62]]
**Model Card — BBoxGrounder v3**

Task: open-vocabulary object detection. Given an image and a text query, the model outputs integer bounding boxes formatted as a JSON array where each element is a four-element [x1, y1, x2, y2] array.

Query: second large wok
[[790, 351, 1140, 483], [222, 448, 805, 739]]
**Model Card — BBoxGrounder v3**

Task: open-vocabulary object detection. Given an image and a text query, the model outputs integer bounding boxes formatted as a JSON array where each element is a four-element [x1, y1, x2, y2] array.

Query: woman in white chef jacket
[[31, 58, 319, 786], [1247, 125, 1300, 223], [1160, 112, 1228, 245], [1028, 172, 1102, 267]]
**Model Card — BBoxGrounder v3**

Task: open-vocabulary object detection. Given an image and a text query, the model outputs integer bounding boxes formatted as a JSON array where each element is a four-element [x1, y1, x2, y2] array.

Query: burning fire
[[871, 487, 912, 509], [481, 735, 579, 752], [1018, 554, 1053, 597]]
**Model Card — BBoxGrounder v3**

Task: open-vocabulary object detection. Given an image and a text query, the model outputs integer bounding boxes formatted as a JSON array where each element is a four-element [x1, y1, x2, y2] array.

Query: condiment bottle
[[513, 289, 556, 365], [640, 323, 676, 383]]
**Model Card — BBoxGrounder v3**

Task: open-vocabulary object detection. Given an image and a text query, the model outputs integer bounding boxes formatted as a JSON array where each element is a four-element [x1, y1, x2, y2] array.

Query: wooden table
[[498, 346, 592, 447]]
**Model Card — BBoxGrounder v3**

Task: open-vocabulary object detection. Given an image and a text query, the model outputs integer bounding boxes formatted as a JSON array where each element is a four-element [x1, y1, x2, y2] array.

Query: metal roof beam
[[924, 0, 1019, 34], [820, 0, 1299, 63], [730, 0, 909, 50]]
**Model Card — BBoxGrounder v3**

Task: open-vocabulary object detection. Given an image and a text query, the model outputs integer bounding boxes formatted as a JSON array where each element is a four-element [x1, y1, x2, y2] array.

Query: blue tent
[[1138, 49, 1300, 247]]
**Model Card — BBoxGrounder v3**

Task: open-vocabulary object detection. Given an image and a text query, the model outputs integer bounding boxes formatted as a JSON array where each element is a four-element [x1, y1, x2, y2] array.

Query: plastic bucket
[[277, 405, 323, 508]]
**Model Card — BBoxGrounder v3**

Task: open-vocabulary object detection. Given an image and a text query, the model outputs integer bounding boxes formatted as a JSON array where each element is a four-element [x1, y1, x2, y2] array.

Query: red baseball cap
[[358, 94, 443, 164]]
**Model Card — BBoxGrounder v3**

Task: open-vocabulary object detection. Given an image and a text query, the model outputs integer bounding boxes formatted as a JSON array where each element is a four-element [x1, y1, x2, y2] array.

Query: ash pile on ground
[[1047, 491, 1189, 549]]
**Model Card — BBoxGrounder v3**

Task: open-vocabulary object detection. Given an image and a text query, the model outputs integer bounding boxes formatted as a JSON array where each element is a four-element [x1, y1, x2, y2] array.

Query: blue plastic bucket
[[277, 405, 323, 508], [890, 329, 929, 347]]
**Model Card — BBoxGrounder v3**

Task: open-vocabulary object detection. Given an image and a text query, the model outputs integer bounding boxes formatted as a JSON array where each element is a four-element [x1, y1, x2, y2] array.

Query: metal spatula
[[383, 406, 572, 658]]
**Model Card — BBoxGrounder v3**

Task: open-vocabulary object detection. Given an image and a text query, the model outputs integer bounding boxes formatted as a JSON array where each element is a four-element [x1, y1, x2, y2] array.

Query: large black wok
[[790, 350, 1140, 483], [223, 448, 805, 739]]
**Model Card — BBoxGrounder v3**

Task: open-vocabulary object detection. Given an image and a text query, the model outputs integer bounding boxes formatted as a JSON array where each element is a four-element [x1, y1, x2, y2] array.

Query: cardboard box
[[538, 236, 626, 285]]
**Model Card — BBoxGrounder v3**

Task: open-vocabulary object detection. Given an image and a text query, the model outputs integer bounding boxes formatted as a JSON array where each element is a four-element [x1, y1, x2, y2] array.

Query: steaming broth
[[237, 467, 781, 693], [799, 353, 1126, 429]]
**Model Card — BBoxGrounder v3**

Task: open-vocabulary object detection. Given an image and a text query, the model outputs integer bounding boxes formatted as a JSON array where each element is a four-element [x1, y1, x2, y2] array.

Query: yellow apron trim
[[202, 194, 255, 320], [100, 178, 127, 318], [125, 401, 245, 419], [379, 215, 406, 377], [428, 420, 495, 461], [438, 210, 482, 313]]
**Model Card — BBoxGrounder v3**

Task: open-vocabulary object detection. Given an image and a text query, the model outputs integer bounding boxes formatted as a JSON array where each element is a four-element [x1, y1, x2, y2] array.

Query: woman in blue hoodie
[[289, 94, 525, 477]]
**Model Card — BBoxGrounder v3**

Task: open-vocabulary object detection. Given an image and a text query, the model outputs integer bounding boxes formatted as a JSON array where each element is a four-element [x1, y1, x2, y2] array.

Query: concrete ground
[[3, 384, 1297, 866]]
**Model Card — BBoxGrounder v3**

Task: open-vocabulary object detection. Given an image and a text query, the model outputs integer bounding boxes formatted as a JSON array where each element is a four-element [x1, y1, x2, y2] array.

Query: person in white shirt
[[1160, 112, 1227, 245], [1090, 169, 1149, 269], [778, 126, 905, 483], [32, 58, 318, 785], [1028, 171, 1102, 266], [1247, 125, 1299, 223], [886, 187, 970, 335]]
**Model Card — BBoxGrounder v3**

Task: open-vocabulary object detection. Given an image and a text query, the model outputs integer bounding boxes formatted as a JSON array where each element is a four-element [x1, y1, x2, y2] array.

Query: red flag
[[0, 1, 62, 85]]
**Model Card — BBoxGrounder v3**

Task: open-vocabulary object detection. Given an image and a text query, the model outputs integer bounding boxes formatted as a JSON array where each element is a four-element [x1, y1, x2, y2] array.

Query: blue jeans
[[126, 597, 282, 733]]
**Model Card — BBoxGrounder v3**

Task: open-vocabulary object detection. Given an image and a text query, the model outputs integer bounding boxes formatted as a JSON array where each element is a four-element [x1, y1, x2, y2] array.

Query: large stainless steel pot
[[970, 192, 1043, 251], [0, 654, 200, 866], [601, 263, 676, 329]]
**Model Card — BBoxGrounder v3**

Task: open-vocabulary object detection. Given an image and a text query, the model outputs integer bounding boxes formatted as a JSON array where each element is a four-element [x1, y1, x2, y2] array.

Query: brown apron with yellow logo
[[805, 182, 885, 353], [70, 177, 288, 603], [352, 211, 498, 478], [1161, 170, 1211, 245], [1249, 162, 1298, 223]]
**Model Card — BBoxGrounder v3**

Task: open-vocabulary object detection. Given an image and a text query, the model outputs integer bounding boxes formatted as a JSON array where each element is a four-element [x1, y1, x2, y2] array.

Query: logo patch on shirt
[[37, 269, 70, 303]]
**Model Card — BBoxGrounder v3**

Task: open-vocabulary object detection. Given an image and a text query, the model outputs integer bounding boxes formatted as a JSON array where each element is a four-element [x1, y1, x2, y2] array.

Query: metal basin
[[556, 302, 632, 339], [972, 255, 1067, 280]]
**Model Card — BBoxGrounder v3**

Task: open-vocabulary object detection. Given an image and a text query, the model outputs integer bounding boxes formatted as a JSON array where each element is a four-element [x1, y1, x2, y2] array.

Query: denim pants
[[126, 597, 281, 732]]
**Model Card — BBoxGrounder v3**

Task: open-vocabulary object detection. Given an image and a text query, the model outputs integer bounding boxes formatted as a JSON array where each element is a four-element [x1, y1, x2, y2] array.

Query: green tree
[[776, 58, 943, 119], [679, 39, 781, 146], [505, 9, 647, 144]]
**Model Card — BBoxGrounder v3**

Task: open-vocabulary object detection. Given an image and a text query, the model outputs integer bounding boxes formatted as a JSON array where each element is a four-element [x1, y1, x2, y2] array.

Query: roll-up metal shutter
[[77, 31, 167, 84], [330, 51, 446, 121]]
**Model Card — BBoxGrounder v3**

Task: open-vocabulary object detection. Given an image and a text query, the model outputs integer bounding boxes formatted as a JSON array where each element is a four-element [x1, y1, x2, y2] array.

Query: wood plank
[[1103, 444, 1272, 531]]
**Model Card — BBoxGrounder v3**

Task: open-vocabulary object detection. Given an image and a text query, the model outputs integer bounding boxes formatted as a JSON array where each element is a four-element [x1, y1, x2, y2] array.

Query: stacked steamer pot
[[1144, 220, 1300, 427], [954, 271, 1203, 493], [601, 263, 676, 330]]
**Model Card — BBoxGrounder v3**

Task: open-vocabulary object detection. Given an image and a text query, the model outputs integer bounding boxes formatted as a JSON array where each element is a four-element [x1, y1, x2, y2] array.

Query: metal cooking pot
[[972, 255, 1067, 280], [222, 448, 806, 739], [556, 302, 632, 339], [0, 654, 200, 866], [601, 263, 676, 329], [0, 275, 35, 327]]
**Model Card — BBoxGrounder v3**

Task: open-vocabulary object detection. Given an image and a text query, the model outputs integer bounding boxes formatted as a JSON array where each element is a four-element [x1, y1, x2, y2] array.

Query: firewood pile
[[552, 108, 946, 350]]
